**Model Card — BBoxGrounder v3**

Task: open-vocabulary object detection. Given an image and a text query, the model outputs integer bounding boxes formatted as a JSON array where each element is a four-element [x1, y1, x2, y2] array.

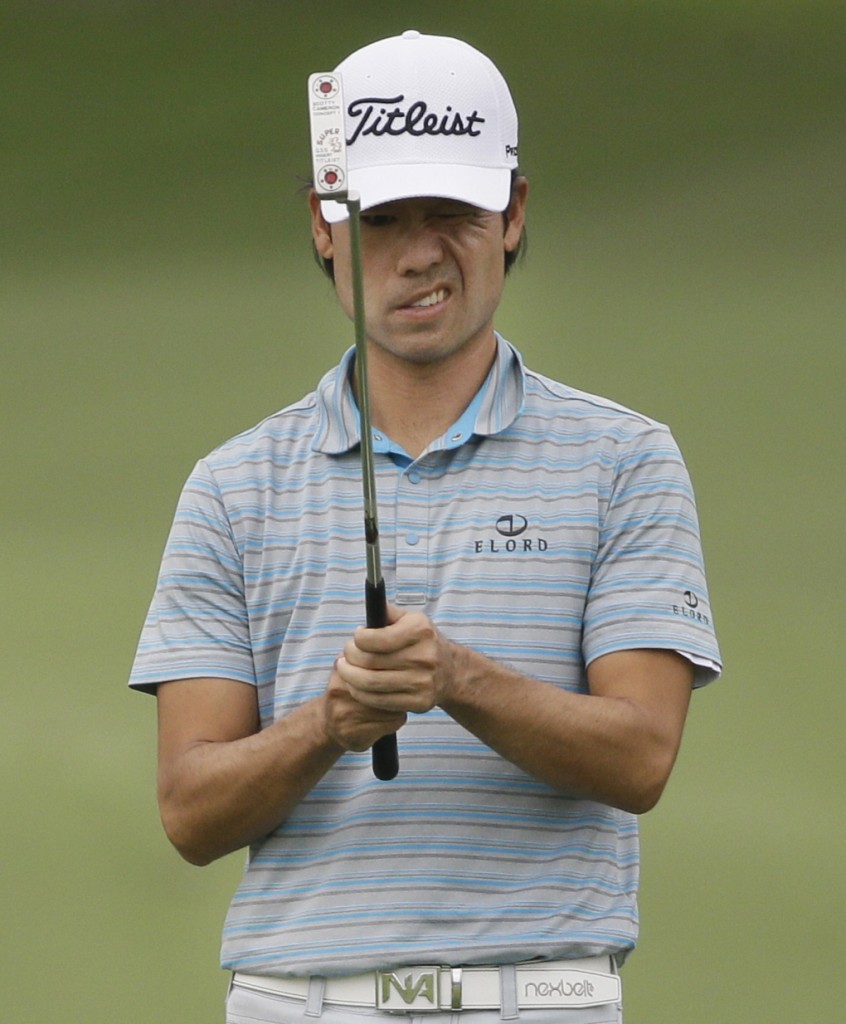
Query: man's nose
[[395, 221, 445, 275]]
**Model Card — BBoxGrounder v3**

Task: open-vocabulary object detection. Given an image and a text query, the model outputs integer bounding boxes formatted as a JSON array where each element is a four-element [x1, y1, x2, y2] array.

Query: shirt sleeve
[[582, 422, 722, 687], [128, 459, 256, 694]]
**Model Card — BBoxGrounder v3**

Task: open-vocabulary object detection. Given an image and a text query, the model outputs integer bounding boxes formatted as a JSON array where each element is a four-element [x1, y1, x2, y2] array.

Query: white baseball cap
[[319, 30, 519, 223]]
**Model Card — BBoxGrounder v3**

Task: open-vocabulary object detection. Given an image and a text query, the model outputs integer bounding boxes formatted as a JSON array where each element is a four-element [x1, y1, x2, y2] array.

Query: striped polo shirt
[[130, 335, 721, 976]]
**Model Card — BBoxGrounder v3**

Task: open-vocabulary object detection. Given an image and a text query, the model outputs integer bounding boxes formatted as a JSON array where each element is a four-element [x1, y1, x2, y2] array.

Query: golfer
[[129, 30, 722, 1024]]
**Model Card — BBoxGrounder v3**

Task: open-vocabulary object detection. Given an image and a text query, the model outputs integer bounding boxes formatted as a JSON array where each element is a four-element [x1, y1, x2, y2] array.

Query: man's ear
[[309, 190, 334, 260], [504, 176, 528, 253]]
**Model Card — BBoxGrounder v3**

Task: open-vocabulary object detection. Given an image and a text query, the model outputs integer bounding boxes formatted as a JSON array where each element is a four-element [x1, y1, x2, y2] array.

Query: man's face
[[310, 183, 527, 370]]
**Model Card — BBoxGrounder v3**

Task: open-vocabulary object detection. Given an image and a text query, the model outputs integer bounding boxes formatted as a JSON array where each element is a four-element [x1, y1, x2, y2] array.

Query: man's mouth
[[408, 288, 449, 309]]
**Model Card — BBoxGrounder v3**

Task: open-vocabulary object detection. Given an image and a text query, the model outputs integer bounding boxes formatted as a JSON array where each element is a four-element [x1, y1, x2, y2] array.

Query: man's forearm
[[440, 644, 692, 814], [158, 696, 343, 866]]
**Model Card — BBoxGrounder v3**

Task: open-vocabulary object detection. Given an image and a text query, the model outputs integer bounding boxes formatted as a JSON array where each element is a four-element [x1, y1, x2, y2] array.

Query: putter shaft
[[347, 196, 400, 781]]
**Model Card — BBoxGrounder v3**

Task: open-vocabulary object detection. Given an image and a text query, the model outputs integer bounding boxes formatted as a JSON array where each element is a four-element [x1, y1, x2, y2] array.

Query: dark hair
[[312, 169, 527, 282]]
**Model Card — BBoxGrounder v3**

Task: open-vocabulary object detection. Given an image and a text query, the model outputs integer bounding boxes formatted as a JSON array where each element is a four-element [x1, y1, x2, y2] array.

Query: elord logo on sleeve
[[672, 589, 711, 626]]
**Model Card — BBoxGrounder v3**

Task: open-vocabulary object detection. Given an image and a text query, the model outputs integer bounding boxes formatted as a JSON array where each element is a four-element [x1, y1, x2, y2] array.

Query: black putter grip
[[365, 578, 399, 780]]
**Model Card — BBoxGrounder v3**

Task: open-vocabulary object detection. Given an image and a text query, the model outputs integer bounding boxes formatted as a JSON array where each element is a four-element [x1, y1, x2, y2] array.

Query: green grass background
[[2, 2, 844, 1020]]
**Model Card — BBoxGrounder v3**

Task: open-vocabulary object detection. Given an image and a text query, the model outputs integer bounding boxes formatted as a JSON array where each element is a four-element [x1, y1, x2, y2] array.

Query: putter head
[[308, 72, 349, 201]]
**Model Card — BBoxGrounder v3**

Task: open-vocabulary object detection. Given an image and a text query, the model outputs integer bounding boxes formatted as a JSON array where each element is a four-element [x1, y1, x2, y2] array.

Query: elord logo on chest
[[474, 513, 550, 554]]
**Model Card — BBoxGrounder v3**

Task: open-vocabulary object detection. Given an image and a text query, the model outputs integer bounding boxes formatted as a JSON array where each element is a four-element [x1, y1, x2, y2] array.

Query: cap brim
[[319, 164, 512, 223]]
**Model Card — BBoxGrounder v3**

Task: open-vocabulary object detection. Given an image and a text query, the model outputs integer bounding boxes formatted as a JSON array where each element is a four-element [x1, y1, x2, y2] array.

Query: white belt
[[232, 958, 621, 1012]]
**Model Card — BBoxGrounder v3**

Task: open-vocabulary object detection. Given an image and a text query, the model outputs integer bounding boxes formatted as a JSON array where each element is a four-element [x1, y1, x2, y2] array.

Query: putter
[[308, 72, 399, 781]]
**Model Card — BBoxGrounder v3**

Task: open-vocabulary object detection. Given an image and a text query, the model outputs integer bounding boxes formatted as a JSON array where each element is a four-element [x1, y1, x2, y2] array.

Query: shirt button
[[408, 470, 421, 484], [405, 532, 419, 546]]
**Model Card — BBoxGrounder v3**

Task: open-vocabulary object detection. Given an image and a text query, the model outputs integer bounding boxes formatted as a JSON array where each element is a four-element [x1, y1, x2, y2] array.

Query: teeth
[[411, 289, 447, 308]]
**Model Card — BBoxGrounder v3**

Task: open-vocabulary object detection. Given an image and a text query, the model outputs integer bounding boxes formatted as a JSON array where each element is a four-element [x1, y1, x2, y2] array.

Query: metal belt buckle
[[376, 967, 461, 1013]]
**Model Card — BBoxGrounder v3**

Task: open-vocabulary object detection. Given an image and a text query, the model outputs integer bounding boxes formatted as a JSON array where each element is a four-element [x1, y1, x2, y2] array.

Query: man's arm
[[337, 607, 693, 814], [159, 608, 691, 866], [444, 645, 693, 813], [155, 673, 406, 866]]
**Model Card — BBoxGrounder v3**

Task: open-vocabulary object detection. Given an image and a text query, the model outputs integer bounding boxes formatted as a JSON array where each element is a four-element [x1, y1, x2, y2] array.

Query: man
[[130, 30, 721, 1024]]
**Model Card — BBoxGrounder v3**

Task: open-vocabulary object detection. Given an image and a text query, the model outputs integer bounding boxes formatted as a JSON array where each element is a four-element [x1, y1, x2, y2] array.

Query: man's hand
[[324, 667, 408, 752], [331, 605, 459, 729]]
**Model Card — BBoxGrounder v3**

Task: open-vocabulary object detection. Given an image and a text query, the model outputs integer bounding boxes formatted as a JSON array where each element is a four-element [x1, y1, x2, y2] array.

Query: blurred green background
[[2, 1, 844, 1021]]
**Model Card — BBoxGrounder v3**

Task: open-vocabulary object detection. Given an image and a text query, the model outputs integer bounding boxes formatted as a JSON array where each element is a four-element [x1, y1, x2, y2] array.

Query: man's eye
[[437, 207, 482, 222], [361, 214, 396, 227]]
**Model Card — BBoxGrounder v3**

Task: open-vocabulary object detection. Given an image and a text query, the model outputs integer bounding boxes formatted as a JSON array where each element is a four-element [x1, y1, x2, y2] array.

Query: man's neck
[[363, 336, 497, 460]]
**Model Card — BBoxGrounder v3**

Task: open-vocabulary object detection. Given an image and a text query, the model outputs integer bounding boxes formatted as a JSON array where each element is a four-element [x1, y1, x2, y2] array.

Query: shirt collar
[[312, 334, 526, 456]]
